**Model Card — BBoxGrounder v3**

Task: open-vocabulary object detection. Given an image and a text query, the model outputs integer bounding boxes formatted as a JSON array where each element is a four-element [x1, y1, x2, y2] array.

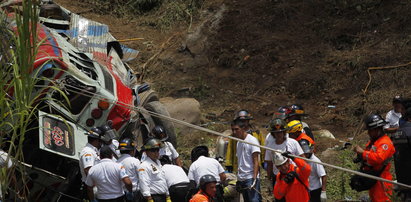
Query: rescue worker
[[299, 139, 327, 202], [160, 156, 190, 202], [394, 107, 411, 200], [264, 118, 304, 197], [287, 120, 315, 146], [188, 146, 226, 202], [100, 124, 121, 159], [384, 95, 402, 130], [85, 146, 133, 201], [273, 152, 311, 202], [117, 138, 141, 202], [353, 114, 395, 202], [79, 127, 103, 198], [141, 126, 182, 167], [286, 104, 314, 140], [273, 106, 290, 120], [138, 138, 171, 202], [190, 175, 218, 202], [231, 119, 261, 202], [225, 110, 265, 173]]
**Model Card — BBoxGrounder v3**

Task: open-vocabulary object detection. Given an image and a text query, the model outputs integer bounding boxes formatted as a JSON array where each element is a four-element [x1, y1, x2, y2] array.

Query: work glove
[[226, 166, 233, 173], [281, 151, 294, 160], [320, 191, 327, 202], [125, 192, 133, 200], [283, 171, 297, 184], [147, 199, 154, 202], [166, 196, 172, 202], [250, 178, 257, 189]]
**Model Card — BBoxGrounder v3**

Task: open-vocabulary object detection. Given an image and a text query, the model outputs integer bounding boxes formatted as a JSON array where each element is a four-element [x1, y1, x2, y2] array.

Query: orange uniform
[[362, 135, 395, 202], [190, 190, 212, 202], [273, 158, 311, 202], [295, 132, 315, 146]]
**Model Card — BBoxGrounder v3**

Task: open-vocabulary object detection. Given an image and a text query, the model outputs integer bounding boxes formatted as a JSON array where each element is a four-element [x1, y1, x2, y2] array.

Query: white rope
[[34, 83, 411, 189]]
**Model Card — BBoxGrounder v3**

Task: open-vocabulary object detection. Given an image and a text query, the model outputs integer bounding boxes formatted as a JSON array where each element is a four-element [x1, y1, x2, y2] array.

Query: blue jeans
[[237, 178, 261, 202]]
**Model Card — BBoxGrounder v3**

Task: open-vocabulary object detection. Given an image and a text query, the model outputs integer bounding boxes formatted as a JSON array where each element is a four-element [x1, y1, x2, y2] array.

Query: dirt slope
[[55, 0, 411, 138]]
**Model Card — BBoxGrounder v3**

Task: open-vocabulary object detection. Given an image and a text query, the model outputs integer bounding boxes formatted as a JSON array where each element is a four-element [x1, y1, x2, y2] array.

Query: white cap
[[273, 152, 288, 166]]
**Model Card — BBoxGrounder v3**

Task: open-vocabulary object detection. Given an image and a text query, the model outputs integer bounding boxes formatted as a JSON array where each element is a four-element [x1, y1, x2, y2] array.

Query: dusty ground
[[55, 0, 411, 200]]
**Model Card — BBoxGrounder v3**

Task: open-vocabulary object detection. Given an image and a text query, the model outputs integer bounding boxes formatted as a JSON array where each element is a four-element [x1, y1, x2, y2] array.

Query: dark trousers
[[169, 182, 190, 202], [140, 194, 166, 202], [309, 188, 321, 202], [97, 195, 125, 202]]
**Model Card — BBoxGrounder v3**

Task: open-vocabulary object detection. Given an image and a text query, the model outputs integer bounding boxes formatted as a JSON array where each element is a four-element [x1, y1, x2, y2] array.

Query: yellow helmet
[[287, 120, 303, 133]]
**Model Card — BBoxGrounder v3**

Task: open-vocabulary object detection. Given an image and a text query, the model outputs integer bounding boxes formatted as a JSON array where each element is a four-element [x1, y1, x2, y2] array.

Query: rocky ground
[[55, 0, 411, 200]]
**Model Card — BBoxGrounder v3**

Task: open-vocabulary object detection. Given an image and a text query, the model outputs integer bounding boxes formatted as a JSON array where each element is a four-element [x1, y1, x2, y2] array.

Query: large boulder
[[313, 129, 336, 139], [159, 97, 201, 135]]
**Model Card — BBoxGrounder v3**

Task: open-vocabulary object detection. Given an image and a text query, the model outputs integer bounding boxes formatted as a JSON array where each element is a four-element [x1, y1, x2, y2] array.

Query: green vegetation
[[85, 0, 204, 30]]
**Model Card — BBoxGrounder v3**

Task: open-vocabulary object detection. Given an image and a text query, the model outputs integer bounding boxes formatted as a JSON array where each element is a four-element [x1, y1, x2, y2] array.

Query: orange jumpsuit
[[190, 190, 212, 202], [361, 135, 395, 202], [273, 158, 311, 202]]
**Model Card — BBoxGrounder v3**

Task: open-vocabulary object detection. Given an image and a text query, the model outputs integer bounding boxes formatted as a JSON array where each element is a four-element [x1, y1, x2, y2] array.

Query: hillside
[[55, 0, 411, 200]]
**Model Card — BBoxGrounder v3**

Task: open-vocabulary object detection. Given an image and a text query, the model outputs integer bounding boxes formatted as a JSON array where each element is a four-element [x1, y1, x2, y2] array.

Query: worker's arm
[[321, 175, 327, 191], [252, 152, 260, 179], [138, 166, 152, 199], [361, 141, 395, 167], [87, 185, 95, 200], [219, 172, 227, 183], [84, 167, 91, 176], [266, 161, 273, 180], [174, 157, 183, 167], [122, 176, 133, 192], [294, 158, 311, 180]]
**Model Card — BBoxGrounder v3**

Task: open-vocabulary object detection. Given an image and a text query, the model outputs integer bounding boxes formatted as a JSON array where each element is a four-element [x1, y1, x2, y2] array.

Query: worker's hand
[[250, 178, 257, 189], [226, 166, 233, 173], [147, 199, 154, 202], [281, 151, 294, 160], [125, 192, 133, 200], [283, 171, 297, 184], [166, 196, 172, 202], [353, 145, 364, 154], [320, 191, 327, 201]]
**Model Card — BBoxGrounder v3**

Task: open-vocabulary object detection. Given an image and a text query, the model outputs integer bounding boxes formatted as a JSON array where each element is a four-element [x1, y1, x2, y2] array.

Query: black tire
[[144, 101, 177, 147], [139, 89, 159, 106]]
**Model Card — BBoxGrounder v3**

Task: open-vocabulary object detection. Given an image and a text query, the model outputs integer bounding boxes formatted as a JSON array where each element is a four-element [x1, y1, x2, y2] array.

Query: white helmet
[[273, 152, 288, 166]]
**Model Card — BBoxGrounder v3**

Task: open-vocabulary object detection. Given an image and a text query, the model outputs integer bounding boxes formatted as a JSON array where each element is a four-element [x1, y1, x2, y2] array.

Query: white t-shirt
[[385, 109, 402, 128], [163, 164, 189, 188], [236, 134, 261, 180], [139, 157, 169, 197], [117, 154, 141, 192], [264, 133, 304, 174], [188, 156, 225, 186], [85, 159, 128, 200], [141, 141, 179, 162], [79, 143, 100, 182], [307, 154, 326, 190]]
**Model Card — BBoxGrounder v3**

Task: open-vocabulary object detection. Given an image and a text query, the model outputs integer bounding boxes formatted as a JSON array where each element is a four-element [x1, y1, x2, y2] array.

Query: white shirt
[[188, 156, 225, 186], [307, 154, 326, 190], [236, 134, 261, 180], [85, 159, 128, 199], [139, 157, 168, 197], [117, 154, 141, 192], [79, 143, 100, 182], [163, 164, 189, 188], [385, 109, 402, 128], [141, 141, 179, 162], [264, 133, 304, 175]]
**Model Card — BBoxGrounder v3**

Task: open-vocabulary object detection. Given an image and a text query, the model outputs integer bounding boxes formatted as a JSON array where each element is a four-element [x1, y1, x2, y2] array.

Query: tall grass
[[0, 0, 40, 199]]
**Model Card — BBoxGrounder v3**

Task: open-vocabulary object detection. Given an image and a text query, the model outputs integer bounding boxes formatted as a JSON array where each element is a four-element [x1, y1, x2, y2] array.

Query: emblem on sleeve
[[382, 144, 388, 150]]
